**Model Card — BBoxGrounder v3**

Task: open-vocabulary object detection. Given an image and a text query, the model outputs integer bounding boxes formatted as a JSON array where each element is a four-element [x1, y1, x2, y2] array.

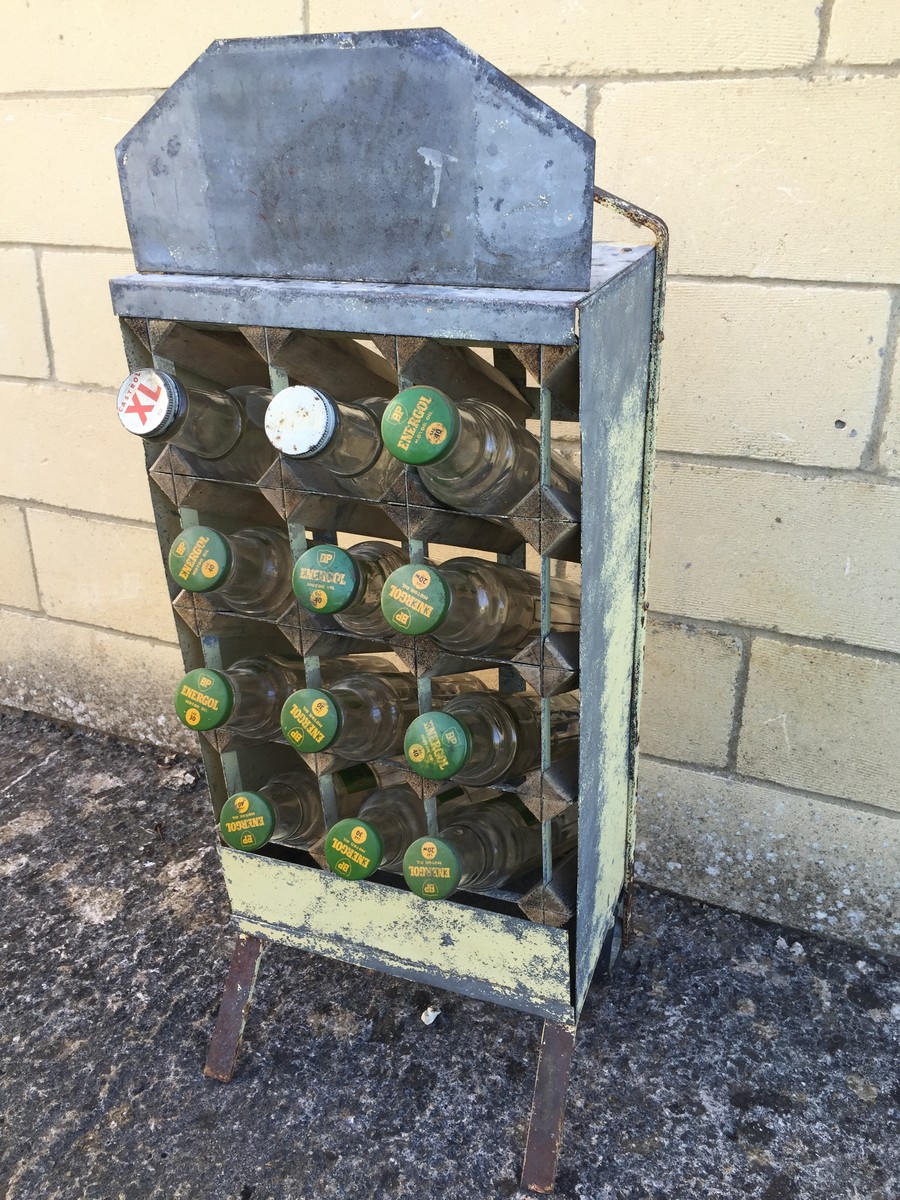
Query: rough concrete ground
[[0, 708, 897, 1200]]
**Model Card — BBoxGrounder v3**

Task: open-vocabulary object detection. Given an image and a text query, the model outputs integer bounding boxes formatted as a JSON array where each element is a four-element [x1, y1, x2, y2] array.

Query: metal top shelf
[[110, 243, 653, 344]]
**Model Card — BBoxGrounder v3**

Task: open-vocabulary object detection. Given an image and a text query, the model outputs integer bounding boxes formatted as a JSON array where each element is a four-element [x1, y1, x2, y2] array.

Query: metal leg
[[203, 932, 265, 1082], [520, 1020, 577, 1194]]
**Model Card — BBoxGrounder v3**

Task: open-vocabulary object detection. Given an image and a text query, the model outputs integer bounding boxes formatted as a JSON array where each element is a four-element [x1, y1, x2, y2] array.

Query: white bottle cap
[[116, 369, 183, 436], [264, 386, 337, 458]]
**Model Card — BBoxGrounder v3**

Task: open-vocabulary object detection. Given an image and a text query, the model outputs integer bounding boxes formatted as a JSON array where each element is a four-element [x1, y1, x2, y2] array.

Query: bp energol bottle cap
[[403, 836, 461, 900], [292, 545, 361, 613], [381, 386, 461, 464], [404, 711, 471, 779], [173, 668, 234, 730], [324, 818, 384, 879], [219, 792, 276, 851], [280, 689, 342, 752], [116, 369, 184, 436], [264, 386, 337, 458], [167, 527, 232, 592], [380, 564, 449, 635]]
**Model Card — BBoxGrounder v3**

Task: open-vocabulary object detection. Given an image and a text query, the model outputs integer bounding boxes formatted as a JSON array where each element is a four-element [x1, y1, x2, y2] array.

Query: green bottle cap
[[167, 526, 232, 593], [403, 710, 471, 779], [219, 791, 276, 851], [403, 836, 461, 900], [280, 689, 342, 752], [381, 386, 461, 464], [173, 667, 234, 730], [380, 563, 449, 636], [292, 545, 361, 614], [324, 818, 384, 879]]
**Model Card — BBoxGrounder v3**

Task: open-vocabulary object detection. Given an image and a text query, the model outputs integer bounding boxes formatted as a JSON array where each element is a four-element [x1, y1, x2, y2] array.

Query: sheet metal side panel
[[575, 253, 655, 1014], [220, 849, 574, 1023]]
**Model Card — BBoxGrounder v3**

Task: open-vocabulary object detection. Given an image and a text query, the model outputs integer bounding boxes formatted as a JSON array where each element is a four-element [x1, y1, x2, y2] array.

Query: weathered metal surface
[[593, 189, 669, 946], [575, 250, 655, 1014], [203, 932, 265, 1082], [518, 852, 577, 927], [108, 245, 654, 345], [116, 30, 594, 289], [220, 849, 574, 1022], [520, 1021, 578, 1193], [147, 320, 269, 387]]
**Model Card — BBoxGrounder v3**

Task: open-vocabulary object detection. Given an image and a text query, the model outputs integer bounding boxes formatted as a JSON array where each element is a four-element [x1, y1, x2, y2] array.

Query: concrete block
[[0, 249, 49, 379], [0, 502, 40, 610], [27, 509, 176, 643], [596, 77, 900, 283], [738, 638, 900, 813], [41, 251, 134, 388], [640, 619, 742, 767], [636, 758, 900, 954], [0, 96, 154, 248], [0, 2, 300, 91], [0, 608, 191, 751], [0, 381, 155, 522], [878, 342, 900, 476], [659, 282, 891, 467], [308, 3, 819, 73], [648, 462, 900, 655], [827, 0, 900, 64]]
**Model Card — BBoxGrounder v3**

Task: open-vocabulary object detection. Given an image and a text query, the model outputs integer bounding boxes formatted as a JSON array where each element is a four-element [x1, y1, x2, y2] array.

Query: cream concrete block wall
[[827, 0, 900, 64], [639, 620, 742, 768], [0, 2, 303, 91], [0, 249, 49, 377], [42, 251, 135, 388], [738, 640, 900, 812], [597, 76, 900, 282], [0, 96, 157, 246], [879, 347, 900, 476], [658, 283, 891, 467], [309, 3, 820, 73], [0, 2, 898, 949], [636, 760, 899, 952]]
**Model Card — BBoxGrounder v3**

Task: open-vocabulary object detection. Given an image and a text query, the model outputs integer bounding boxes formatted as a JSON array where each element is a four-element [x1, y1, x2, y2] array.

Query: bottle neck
[[314, 401, 381, 477], [163, 384, 244, 459], [262, 769, 324, 847], [215, 527, 292, 617], [227, 657, 306, 737], [358, 784, 426, 869]]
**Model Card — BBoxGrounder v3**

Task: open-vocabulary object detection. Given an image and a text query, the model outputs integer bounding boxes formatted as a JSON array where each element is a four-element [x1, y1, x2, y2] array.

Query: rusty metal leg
[[203, 932, 265, 1082], [520, 1020, 577, 1194]]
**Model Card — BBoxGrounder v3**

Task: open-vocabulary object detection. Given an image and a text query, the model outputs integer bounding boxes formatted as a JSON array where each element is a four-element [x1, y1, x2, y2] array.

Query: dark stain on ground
[[0, 708, 897, 1199]]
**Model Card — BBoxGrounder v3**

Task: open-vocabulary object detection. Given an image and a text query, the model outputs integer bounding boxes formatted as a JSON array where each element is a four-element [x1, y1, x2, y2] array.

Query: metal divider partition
[[110, 30, 664, 1193]]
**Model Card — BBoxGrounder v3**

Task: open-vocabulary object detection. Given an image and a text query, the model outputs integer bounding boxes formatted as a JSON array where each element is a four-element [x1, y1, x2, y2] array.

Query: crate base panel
[[109, 245, 653, 346], [575, 246, 655, 1013], [220, 849, 574, 1023]]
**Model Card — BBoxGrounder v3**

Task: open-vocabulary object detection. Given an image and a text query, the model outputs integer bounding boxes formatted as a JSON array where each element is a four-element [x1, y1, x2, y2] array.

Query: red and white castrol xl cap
[[116, 369, 183, 436]]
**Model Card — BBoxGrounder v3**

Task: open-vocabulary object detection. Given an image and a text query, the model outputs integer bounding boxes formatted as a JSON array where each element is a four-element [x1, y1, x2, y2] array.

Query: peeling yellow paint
[[221, 849, 573, 1021]]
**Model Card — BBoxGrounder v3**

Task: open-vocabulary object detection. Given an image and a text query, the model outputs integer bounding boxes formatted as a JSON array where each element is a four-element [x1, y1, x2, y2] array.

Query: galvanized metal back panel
[[575, 252, 655, 1014], [117, 29, 594, 290]]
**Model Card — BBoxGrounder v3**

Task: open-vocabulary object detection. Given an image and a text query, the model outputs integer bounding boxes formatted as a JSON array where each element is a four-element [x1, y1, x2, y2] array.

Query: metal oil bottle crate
[[110, 30, 666, 1192]]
